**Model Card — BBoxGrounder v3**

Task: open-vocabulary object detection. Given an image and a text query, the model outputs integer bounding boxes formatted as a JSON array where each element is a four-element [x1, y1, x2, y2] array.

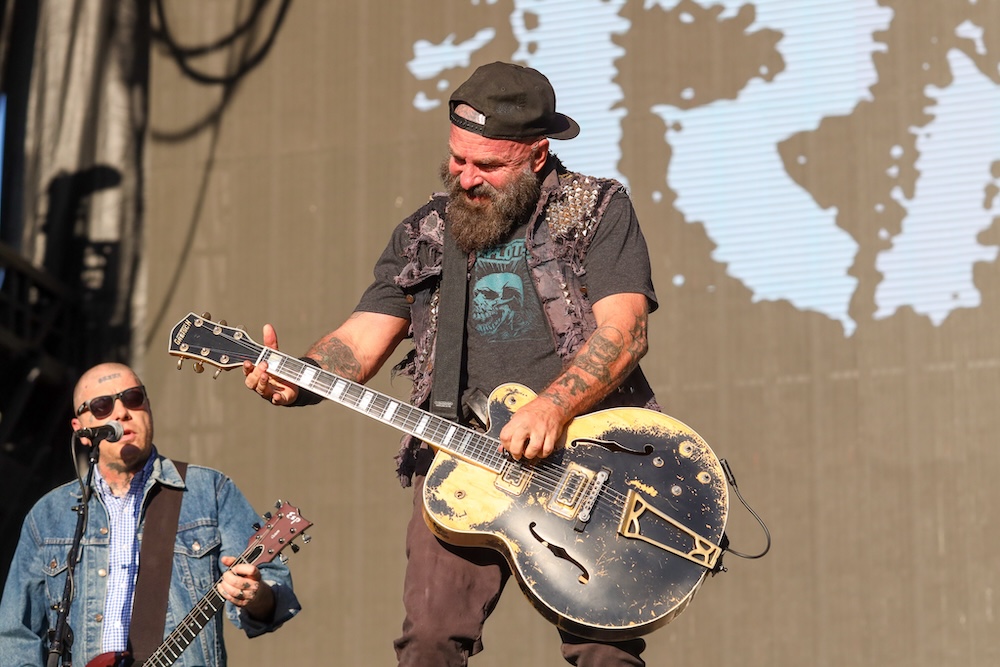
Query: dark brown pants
[[392, 474, 646, 666]]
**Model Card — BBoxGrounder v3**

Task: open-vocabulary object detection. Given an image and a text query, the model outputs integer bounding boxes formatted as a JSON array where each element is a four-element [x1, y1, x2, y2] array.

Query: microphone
[[74, 421, 125, 444]]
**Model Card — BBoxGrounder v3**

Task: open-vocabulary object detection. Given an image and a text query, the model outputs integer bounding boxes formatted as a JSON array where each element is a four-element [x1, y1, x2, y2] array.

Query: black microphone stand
[[46, 437, 100, 667]]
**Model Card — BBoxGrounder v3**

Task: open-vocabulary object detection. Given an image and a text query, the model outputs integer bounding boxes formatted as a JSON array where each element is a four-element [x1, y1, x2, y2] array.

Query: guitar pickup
[[547, 463, 599, 520], [495, 461, 531, 496]]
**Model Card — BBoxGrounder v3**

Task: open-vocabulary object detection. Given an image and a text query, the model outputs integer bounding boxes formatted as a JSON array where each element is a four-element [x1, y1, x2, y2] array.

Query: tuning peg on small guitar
[[212, 368, 223, 379], [201, 311, 212, 320], [176, 359, 184, 371], [193, 361, 205, 373]]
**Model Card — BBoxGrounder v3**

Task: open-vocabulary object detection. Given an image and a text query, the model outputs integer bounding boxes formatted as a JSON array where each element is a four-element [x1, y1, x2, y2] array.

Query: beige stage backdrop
[[139, 1, 1000, 665]]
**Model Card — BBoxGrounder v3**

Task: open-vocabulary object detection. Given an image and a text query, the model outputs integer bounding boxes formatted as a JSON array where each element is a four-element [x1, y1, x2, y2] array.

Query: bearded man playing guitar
[[243, 62, 668, 667]]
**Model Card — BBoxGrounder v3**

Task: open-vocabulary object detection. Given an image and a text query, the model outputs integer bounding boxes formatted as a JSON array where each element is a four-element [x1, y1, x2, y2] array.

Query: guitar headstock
[[246, 500, 313, 566], [169, 312, 263, 375]]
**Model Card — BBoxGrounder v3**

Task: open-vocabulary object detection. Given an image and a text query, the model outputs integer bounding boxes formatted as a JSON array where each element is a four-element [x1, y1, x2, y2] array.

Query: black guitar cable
[[712, 459, 771, 574]]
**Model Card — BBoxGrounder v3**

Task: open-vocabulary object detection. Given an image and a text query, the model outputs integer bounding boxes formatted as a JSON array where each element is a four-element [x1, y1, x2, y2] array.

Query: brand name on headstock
[[173, 318, 192, 346]]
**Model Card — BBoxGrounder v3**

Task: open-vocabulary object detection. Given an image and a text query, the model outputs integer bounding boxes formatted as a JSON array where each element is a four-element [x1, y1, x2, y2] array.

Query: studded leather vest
[[391, 163, 660, 485]]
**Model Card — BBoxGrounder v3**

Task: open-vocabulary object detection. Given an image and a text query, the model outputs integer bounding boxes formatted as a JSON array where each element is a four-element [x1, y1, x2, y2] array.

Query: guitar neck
[[142, 549, 252, 667], [257, 348, 505, 473]]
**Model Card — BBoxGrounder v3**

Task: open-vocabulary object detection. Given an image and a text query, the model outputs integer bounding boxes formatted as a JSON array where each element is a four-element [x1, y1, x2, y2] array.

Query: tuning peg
[[212, 368, 223, 379], [262, 511, 273, 520], [176, 359, 184, 370], [252, 522, 261, 531], [290, 543, 300, 553], [274, 500, 284, 509], [193, 361, 205, 373], [201, 311, 212, 320], [301, 533, 312, 544], [278, 553, 289, 564], [218, 320, 227, 326]]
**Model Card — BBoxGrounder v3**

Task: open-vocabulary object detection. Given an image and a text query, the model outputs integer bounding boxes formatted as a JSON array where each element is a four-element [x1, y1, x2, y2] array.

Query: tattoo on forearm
[[542, 388, 571, 409], [571, 327, 623, 385], [539, 314, 649, 415], [552, 373, 590, 399], [627, 313, 648, 363], [312, 337, 362, 381]]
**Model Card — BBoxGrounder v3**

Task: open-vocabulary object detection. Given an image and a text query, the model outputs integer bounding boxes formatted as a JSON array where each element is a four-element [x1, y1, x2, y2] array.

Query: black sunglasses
[[76, 385, 147, 419]]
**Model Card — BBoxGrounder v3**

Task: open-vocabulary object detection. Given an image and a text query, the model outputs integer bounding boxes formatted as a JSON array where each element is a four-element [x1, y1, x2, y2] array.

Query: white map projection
[[406, 0, 1000, 336], [875, 47, 1000, 325]]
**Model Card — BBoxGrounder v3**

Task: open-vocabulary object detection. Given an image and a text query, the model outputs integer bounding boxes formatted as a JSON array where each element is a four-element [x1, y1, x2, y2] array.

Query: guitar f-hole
[[528, 522, 590, 584]]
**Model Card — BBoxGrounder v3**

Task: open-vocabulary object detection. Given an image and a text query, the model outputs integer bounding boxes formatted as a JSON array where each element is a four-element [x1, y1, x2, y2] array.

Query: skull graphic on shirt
[[472, 272, 524, 338]]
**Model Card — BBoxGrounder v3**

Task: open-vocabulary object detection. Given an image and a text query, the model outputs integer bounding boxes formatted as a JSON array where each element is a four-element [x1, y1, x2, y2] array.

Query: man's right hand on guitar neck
[[243, 324, 301, 406]]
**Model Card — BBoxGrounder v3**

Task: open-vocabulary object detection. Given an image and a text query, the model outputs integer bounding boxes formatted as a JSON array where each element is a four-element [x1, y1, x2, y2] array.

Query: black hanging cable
[[151, 0, 291, 86], [153, 0, 270, 56], [144, 0, 293, 345]]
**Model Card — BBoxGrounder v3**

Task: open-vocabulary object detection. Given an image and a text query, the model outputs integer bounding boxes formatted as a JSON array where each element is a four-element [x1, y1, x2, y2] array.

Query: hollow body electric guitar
[[169, 312, 728, 640], [86, 501, 311, 667]]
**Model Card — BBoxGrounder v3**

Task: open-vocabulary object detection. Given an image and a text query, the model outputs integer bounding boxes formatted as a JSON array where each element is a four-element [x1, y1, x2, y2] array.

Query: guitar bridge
[[619, 489, 722, 569]]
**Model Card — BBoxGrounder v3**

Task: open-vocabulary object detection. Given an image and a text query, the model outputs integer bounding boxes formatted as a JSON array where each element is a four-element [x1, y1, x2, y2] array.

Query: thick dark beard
[[440, 158, 542, 254]]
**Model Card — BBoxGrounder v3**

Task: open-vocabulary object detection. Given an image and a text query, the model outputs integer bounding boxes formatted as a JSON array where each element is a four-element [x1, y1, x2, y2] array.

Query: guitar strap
[[429, 220, 468, 421], [128, 460, 187, 662]]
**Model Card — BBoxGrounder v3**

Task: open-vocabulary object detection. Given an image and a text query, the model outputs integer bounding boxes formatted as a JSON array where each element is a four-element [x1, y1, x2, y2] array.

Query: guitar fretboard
[[143, 549, 251, 666], [262, 350, 508, 474]]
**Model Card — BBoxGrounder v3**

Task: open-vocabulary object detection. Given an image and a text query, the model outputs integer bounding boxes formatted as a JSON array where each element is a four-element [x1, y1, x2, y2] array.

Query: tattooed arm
[[498, 292, 650, 460], [243, 312, 410, 405]]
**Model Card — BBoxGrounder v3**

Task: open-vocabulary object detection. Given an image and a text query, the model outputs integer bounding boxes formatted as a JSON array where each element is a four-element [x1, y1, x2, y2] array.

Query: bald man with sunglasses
[[0, 363, 301, 666]]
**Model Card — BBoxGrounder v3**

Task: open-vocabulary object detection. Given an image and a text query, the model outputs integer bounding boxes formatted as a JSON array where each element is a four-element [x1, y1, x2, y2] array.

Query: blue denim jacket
[[0, 454, 301, 667]]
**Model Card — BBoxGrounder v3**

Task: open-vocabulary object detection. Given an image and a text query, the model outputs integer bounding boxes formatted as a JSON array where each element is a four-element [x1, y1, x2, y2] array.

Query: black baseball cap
[[449, 62, 580, 141]]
